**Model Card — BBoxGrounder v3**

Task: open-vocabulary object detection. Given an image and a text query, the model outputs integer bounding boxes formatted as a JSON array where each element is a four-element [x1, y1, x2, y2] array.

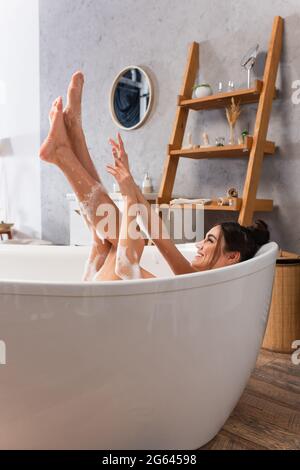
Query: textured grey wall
[[40, 0, 300, 251]]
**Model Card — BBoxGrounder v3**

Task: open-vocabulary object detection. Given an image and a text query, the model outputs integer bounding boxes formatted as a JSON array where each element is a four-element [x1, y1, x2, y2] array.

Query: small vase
[[229, 123, 236, 145]]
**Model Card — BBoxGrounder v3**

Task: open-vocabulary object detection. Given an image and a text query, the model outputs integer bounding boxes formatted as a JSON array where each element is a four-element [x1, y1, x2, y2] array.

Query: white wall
[[39, 0, 300, 250], [0, 0, 41, 238]]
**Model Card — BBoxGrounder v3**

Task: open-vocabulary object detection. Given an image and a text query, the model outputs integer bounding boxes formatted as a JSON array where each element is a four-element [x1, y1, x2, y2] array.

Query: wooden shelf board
[[179, 80, 277, 111], [160, 198, 273, 212], [169, 202, 241, 211], [170, 136, 275, 159]]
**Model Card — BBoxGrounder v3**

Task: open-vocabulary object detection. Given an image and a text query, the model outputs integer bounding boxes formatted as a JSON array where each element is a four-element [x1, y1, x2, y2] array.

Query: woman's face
[[191, 225, 240, 271]]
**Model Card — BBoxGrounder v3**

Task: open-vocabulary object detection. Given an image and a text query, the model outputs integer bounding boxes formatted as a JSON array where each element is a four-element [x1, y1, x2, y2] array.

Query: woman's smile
[[191, 226, 222, 270]]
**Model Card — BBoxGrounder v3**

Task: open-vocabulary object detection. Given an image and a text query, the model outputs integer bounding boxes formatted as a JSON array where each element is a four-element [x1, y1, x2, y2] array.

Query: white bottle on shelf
[[142, 172, 153, 194]]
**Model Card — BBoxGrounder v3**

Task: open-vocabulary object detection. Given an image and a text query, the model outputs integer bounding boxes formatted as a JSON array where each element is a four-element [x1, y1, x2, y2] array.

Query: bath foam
[[78, 184, 102, 222], [79, 179, 107, 214], [95, 203, 118, 243], [92, 259, 110, 281], [78, 203, 91, 231], [116, 245, 141, 280], [83, 252, 106, 282], [75, 183, 109, 243]]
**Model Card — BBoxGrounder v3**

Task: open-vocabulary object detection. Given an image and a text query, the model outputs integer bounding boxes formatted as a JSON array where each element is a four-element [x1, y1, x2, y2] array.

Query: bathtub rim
[[0, 242, 278, 297]]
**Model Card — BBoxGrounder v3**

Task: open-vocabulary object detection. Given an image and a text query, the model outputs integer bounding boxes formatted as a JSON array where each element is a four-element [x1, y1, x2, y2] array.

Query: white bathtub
[[0, 241, 278, 450]]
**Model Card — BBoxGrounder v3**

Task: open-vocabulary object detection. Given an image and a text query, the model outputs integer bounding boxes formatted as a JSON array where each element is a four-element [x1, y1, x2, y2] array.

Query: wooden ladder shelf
[[157, 16, 283, 226]]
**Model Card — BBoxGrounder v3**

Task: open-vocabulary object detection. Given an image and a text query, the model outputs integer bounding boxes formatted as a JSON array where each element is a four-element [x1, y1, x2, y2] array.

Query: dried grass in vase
[[226, 97, 242, 145]]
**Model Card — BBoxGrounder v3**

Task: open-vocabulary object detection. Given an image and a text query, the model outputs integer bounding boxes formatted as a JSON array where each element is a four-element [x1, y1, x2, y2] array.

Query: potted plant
[[192, 83, 213, 98]]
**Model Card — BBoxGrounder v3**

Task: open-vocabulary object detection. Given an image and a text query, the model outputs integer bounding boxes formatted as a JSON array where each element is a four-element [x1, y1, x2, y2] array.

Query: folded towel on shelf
[[169, 198, 212, 206], [0, 238, 53, 245]]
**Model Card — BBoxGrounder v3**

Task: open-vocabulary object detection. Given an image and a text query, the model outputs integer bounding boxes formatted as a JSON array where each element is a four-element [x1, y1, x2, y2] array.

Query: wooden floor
[[201, 349, 300, 450]]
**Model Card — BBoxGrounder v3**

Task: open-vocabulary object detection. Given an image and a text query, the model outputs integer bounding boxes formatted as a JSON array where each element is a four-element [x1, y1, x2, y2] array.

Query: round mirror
[[109, 66, 153, 130]]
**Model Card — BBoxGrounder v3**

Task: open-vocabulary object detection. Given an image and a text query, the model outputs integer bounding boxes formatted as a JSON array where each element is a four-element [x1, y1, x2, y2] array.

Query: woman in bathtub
[[40, 72, 269, 281]]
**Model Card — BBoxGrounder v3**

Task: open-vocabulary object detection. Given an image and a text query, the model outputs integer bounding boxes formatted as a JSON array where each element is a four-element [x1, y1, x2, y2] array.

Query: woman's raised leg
[[40, 97, 123, 281], [63, 72, 113, 279]]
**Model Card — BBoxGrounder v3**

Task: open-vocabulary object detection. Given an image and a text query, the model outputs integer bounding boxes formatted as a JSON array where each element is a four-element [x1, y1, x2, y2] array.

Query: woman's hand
[[109, 133, 130, 172], [106, 134, 136, 199]]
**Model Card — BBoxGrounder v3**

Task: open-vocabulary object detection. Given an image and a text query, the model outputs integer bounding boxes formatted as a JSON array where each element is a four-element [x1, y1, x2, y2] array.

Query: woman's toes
[[68, 72, 84, 100], [56, 96, 63, 112], [72, 71, 84, 86], [49, 97, 61, 122]]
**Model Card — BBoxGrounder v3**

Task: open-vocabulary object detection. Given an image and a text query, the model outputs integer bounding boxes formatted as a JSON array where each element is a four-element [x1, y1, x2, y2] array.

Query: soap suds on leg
[[116, 245, 142, 280]]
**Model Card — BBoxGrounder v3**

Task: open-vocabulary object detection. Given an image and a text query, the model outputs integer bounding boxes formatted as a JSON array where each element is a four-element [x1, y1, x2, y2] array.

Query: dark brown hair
[[220, 219, 270, 262]]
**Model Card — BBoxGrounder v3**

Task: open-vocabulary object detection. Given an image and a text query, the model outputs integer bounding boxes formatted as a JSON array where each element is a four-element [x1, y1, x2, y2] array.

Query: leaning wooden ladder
[[157, 16, 283, 226]]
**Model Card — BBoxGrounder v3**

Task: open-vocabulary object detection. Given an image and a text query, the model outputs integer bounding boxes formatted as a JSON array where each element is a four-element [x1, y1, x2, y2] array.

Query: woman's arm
[[136, 187, 196, 275], [109, 134, 197, 275]]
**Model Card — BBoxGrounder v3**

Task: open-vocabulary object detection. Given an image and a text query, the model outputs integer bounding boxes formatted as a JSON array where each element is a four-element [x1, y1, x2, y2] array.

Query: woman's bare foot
[[40, 97, 72, 164], [62, 71, 101, 184], [64, 71, 84, 130]]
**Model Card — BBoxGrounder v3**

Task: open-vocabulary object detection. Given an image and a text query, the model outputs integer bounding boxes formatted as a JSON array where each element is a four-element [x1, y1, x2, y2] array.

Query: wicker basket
[[262, 250, 300, 353]]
